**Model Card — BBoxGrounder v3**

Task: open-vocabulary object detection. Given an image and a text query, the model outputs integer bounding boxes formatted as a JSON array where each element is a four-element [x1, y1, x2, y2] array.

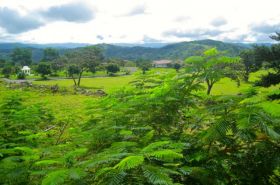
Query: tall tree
[[239, 49, 258, 82], [66, 46, 104, 86], [185, 48, 240, 95], [10, 48, 32, 66], [36, 63, 51, 79], [270, 32, 280, 41], [106, 63, 120, 75], [43, 48, 59, 62]]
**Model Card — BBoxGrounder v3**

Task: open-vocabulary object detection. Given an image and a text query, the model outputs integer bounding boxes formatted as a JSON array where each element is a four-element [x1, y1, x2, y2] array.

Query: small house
[[153, 60, 172, 68], [21, 66, 31, 75]]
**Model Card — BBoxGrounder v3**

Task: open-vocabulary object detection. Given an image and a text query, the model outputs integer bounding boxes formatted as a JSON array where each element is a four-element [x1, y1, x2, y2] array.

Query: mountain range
[[0, 39, 271, 62]]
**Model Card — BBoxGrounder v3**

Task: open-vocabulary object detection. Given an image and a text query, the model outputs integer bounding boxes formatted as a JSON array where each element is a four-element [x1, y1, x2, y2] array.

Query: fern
[[142, 165, 173, 185], [141, 130, 155, 145], [114, 155, 144, 170], [141, 141, 170, 153], [42, 170, 68, 185], [146, 150, 183, 162], [35, 160, 62, 166]]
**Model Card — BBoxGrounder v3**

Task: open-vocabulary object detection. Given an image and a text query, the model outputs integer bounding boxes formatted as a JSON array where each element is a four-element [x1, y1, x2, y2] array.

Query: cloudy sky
[[0, 0, 280, 44]]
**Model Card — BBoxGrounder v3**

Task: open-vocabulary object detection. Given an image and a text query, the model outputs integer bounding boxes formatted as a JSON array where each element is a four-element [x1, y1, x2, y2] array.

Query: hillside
[[0, 39, 249, 62], [98, 39, 249, 60]]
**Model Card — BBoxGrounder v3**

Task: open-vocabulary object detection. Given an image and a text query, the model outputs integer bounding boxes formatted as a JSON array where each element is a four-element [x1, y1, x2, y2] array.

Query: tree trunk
[[207, 84, 213, 95], [206, 79, 213, 95], [71, 75, 77, 86], [77, 70, 83, 86], [244, 71, 249, 82]]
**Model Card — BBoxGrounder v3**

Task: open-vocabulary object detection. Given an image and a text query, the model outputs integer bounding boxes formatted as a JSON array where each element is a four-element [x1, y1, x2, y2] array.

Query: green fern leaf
[[141, 141, 170, 153], [147, 150, 183, 161], [114, 155, 144, 170], [142, 165, 173, 185], [42, 170, 68, 185]]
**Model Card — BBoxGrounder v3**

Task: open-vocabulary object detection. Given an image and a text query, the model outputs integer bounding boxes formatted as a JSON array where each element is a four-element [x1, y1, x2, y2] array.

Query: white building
[[21, 66, 31, 75], [153, 60, 172, 68]]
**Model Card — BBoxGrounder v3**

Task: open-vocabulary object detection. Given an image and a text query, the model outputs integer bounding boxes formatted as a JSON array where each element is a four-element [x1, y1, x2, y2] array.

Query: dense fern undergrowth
[[1, 67, 280, 184]]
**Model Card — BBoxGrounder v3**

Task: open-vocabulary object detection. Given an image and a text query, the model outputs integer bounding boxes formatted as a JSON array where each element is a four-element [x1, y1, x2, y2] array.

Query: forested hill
[[0, 39, 250, 62], [97, 39, 249, 60]]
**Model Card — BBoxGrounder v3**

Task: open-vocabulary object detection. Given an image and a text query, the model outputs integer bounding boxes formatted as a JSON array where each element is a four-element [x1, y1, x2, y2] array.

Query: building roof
[[22, 66, 30, 70], [153, 60, 172, 65]]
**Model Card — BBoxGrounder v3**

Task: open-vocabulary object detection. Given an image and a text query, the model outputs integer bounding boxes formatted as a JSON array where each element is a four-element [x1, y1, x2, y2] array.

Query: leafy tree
[[239, 49, 258, 82], [270, 32, 280, 41], [10, 48, 32, 66], [173, 63, 181, 72], [66, 46, 104, 86], [67, 65, 81, 86], [2, 66, 12, 78], [51, 56, 67, 75], [17, 71, 26, 79], [106, 63, 120, 75], [185, 48, 240, 95], [0, 58, 6, 68], [43, 48, 59, 62], [36, 63, 51, 79]]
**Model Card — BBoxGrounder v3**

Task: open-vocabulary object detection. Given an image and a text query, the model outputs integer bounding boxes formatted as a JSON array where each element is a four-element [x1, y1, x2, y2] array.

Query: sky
[[0, 0, 280, 44]]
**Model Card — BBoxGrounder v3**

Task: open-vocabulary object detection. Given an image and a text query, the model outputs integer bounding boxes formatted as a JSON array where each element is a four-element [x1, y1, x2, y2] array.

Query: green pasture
[[33, 75, 136, 93]]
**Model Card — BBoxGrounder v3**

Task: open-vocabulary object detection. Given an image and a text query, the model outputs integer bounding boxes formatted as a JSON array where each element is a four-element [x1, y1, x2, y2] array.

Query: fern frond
[[42, 169, 68, 185], [146, 150, 183, 162], [142, 165, 173, 185], [141, 141, 170, 153], [35, 160, 62, 166], [141, 130, 155, 145], [114, 155, 144, 170]]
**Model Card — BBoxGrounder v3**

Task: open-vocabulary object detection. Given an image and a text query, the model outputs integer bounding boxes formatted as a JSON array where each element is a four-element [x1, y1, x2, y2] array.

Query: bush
[[255, 73, 280, 87], [17, 72, 26, 79], [106, 64, 120, 74], [267, 90, 280, 100]]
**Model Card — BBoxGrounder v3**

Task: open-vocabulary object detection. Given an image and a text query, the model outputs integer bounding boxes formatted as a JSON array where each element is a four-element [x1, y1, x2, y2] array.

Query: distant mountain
[[112, 43, 170, 48], [0, 39, 271, 62], [97, 39, 249, 61]]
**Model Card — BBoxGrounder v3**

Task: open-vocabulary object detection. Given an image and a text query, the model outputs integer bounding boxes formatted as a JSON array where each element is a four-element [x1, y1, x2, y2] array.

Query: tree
[[10, 48, 32, 66], [239, 49, 259, 82], [66, 46, 104, 86], [270, 32, 280, 41], [67, 65, 80, 86], [185, 48, 240, 95], [2, 66, 12, 78], [43, 48, 59, 62], [36, 63, 51, 79], [106, 63, 120, 75], [0, 58, 6, 68], [51, 56, 67, 75], [173, 63, 181, 72]]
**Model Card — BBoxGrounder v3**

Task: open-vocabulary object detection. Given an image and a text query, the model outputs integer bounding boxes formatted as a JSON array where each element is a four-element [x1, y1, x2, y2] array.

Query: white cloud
[[0, 0, 280, 43]]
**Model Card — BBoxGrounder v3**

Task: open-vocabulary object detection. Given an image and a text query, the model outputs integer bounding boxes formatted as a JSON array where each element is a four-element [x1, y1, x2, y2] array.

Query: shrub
[[17, 72, 26, 79], [267, 90, 280, 100], [255, 73, 280, 87]]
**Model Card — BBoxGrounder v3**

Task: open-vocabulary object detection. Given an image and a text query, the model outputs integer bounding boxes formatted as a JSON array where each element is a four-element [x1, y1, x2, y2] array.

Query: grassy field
[[2, 68, 279, 118], [33, 75, 136, 93]]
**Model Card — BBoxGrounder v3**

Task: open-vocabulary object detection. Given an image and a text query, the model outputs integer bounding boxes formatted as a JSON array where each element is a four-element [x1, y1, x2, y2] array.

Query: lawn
[[33, 75, 136, 93]]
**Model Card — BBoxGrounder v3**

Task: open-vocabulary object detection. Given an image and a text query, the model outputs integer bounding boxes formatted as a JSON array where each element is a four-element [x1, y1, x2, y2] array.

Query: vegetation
[[36, 63, 52, 79], [0, 34, 280, 185]]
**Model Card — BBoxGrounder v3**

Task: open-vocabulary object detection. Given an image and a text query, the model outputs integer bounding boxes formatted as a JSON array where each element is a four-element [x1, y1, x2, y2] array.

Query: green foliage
[[185, 47, 240, 94], [106, 63, 120, 75], [10, 48, 32, 66], [43, 48, 59, 62], [0, 45, 279, 185], [36, 63, 52, 78]]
